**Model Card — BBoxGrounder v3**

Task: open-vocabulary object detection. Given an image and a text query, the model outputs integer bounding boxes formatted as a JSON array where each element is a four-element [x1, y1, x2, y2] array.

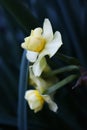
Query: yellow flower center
[[22, 28, 46, 52], [30, 90, 44, 105]]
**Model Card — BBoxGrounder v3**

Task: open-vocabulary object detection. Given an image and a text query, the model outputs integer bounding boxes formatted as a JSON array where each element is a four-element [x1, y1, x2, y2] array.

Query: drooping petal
[[26, 50, 38, 62], [39, 31, 63, 60], [32, 57, 47, 76], [43, 95, 58, 112], [42, 19, 53, 42], [29, 66, 50, 93]]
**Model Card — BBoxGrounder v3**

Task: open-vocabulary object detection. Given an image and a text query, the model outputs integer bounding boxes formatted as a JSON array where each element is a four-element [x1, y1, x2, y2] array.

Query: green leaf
[[56, 53, 80, 65], [45, 74, 78, 94], [44, 65, 80, 78], [0, 0, 38, 33]]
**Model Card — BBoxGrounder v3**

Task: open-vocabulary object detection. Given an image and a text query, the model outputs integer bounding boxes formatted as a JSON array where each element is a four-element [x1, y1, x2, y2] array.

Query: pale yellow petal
[[42, 18, 53, 42], [32, 27, 42, 37]]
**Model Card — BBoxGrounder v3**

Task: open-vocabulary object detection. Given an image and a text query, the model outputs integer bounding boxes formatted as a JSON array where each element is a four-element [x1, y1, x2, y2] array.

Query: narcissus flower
[[21, 18, 63, 76], [25, 90, 58, 113], [26, 66, 58, 113]]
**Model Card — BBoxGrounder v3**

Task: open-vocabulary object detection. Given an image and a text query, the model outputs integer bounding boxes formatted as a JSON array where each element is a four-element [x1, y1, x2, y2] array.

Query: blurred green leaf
[[45, 74, 78, 94], [57, 53, 80, 65], [0, 0, 39, 33], [43, 65, 80, 78]]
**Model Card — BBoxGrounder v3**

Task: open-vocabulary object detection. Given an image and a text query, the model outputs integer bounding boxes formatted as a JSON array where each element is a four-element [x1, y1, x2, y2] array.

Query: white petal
[[29, 66, 48, 93], [25, 90, 32, 100], [43, 95, 58, 112], [42, 19, 53, 42], [32, 57, 47, 76], [26, 50, 38, 62], [45, 31, 63, 58], [38, 31, 63, 60]]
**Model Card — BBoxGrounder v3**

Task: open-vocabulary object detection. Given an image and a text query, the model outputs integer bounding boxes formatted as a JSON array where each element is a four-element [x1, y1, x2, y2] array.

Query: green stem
[[57, 53, 80, 65], [44, 65, 79, 78], [45, 74, 78, 94]]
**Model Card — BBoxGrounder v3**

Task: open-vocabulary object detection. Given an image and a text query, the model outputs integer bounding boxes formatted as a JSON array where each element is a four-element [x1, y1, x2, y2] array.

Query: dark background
[[0, 0, 87, 130]]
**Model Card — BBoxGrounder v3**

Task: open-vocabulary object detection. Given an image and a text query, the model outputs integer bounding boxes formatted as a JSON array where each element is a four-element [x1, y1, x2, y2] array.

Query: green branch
[[45, 74, 78, 94], [57, 53, 80, 65], [44, 65, 80, 78]]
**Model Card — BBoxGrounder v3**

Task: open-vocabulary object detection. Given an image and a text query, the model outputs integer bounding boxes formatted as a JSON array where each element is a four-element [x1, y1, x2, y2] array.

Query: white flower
[[21, 18, 63, 76], [26, 66, 58, 113], [25, 90, 58, 113]]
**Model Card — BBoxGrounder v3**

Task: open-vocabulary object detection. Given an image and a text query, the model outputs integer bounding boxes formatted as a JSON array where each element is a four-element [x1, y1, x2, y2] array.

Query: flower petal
[[43, 95, 58, 112], [29, 66, 49, 93], [26, 50, 38, 62], [45, 31, 63, 58], [32, 57, 47, 76], [42, 19, 53, 42], [39, 31, 63, 60]]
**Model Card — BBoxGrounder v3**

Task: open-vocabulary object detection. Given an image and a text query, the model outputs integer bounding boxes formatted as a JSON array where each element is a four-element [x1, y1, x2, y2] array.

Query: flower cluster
[[21, 18, 80, 113], [21, 18, 63, 113]]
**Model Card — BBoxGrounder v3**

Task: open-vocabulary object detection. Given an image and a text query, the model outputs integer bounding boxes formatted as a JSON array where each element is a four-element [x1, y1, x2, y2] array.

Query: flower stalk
[[43, 65, 80, 78], [44, 74, 78, 95]]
